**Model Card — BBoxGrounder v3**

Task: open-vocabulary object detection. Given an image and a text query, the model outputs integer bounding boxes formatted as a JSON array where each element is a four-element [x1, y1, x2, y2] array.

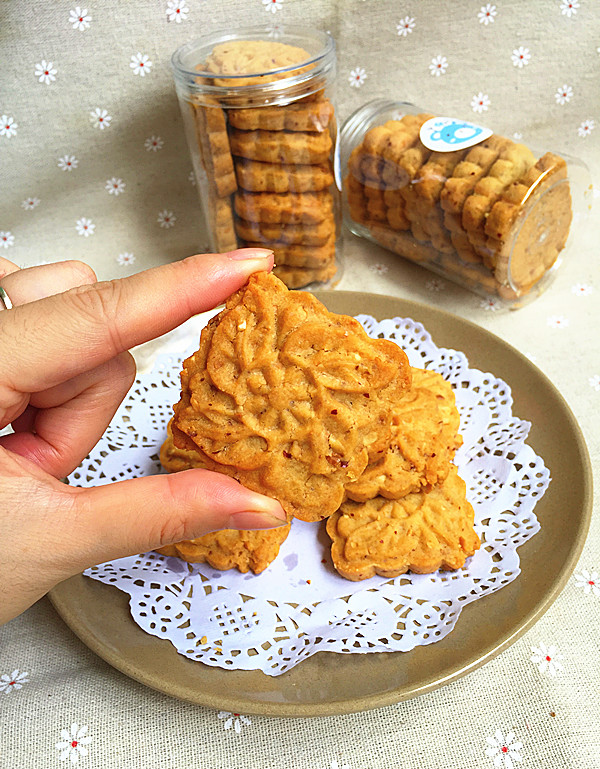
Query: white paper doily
[[71, 314, 549, 676]]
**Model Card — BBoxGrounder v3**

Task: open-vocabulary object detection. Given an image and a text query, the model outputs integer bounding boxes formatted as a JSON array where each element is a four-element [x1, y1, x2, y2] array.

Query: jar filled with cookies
[[340, 100, 591, 308], [172, 27, 340, 290]]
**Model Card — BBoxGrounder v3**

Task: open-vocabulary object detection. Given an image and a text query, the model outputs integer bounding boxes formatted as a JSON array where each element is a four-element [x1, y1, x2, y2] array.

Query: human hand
[[0, 250, 286, 624]]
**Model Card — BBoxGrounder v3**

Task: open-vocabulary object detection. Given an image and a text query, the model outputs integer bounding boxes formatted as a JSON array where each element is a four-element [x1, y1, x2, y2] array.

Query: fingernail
[[227, 248, 274, 261], [227, 511, 288, 530]]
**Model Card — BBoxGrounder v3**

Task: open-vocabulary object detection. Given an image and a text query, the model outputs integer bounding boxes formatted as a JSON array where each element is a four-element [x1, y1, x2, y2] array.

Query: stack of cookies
[[189, 40, 338, 289], [346, 114, 572, 300], [159, 271, 480, 581]]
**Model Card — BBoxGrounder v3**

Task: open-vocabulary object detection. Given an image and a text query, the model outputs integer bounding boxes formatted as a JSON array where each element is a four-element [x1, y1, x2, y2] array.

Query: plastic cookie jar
[[339, 100, 592, 307], [171, 27, 341, 290]]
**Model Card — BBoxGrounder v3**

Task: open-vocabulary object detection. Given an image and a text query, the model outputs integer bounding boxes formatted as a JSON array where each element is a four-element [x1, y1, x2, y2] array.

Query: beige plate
[[48, 291, 592, 718]]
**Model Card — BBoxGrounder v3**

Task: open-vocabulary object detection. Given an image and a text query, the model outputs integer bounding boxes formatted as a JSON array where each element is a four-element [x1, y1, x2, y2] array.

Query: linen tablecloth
[[1, 2, 598, 767]]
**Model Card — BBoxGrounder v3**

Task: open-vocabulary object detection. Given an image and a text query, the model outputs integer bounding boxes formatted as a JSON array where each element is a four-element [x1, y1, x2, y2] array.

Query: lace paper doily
[[72, 315, 549, 676]]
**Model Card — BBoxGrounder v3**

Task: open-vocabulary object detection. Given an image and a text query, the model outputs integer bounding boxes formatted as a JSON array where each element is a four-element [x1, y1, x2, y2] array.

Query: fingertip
[[226, 248, 274, 261]]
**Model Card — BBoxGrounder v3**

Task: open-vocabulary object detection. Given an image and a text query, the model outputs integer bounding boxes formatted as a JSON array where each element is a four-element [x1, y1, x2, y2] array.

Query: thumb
[[62, 470, 287, 574]]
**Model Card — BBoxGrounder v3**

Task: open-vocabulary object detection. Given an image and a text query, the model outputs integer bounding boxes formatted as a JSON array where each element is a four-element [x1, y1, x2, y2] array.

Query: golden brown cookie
[[157, 422, 292, 574], [345, 367, 462, 502], [461, 143, 536, 260], [192, 103, 237, 198], [172, 271, 412, 522], [486, 153, 572, 291], [366, 224, 444, 265], [229, 128, 333, 165], [234, 216, 333, 246], [272, 260, 337, 288], [405, 150, 468, 252], [326, 465, 481, 581], [228, 100, 334, 132], [202, 40, 312, 87], [156, 525, 291, 574], [242, 234, 335, 267], [234, 190, 334, 225], [235, 159, 334, 193], [206, 195, 238, 253]]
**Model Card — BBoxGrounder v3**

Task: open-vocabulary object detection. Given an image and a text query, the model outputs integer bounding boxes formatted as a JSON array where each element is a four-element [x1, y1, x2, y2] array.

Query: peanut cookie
[[242, 234, 335, 267], [229, 128, 333, 165], [486, 153, 572, 291], [272, 260, 337, 288], [366, 224, 443, 265], [156, 422, 292, 574], [207, 195, 238, 253], [172, 271, 412, 522], [203, 40, 312, 87], [462, 143, 536, 260], [326, 465, 480, 581], [405, 150, 468, 252], [235, 190, 334, 225], [228, 99, 334, 132], [234, 216, 333, 246], [345, 367, 462, 502], [156, 524, 291, 574], [235, 158, 334, 193], [192, 103, 237, 198]]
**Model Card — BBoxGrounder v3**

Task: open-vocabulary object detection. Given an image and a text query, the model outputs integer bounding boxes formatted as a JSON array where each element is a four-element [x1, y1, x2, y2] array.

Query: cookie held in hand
[[172, 271, 412, 522]]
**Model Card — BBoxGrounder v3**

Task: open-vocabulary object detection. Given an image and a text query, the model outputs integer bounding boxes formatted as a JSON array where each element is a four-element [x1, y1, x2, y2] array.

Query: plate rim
[[48, 290, 593, 717]]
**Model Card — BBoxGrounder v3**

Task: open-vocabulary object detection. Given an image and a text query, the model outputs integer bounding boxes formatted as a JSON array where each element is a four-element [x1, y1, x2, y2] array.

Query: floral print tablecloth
[[1, 2, 598, 767]]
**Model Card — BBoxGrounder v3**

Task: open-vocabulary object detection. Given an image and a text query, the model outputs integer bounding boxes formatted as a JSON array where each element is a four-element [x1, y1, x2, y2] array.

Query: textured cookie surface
[[172, 271, 412, 522], [326, 465, 480, 581], [157, 423, 291, 575], [203, 40, 312, 87], [345, 367, 462, 502]]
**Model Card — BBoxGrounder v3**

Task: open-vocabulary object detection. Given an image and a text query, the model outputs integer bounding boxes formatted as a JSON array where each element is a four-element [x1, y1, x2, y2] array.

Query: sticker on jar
[[420, 117, 493, 152]]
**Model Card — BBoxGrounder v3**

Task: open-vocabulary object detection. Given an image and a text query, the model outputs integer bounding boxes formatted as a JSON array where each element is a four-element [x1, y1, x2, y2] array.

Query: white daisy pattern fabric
[[0, 231, 15, 248], [0, 116, 18, 138], [511, 46, 531, 68], [144, 135, 164, 152], [263, 0, 283, 12], [34, 60, 57, 84], [75, 217, 95, 237], [348, 66, 367, 87], [21, 197, 40, 211], [157, 210, 176, 228], [484, 731, 523, 769], [555, 84, 573, 105], [478, 4, 497, 24], [58, 155, 78, 171], [89, 108, 111, 130], [130, 53, 153, 77], [0, 670, 29, 694], [69, 7, 92, 31], [530, 643, 564, 676], [396, 16, 415, 36], [55, 724, 93, 764], [574, 570, 600, 595], [165, 0, 189, 23], [217, 711, 251, 733], [429, 55, 448, 76], [578, 119, 595, 137], [105, 177, 126, 195], [471, 92, 491, 112]]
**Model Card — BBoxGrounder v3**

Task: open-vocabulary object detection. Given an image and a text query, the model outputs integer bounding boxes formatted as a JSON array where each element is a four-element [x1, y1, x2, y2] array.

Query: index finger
[[1, 249, 274, 391]]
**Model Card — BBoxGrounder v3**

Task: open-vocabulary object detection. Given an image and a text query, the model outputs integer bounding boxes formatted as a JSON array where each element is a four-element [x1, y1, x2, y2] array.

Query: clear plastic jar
[[172, 27, 341, 290], [339, 99, 591, 307]]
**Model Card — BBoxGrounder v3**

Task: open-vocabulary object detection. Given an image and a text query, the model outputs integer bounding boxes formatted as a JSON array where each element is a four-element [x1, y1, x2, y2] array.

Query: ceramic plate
[[48, 291, 592, 717]]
